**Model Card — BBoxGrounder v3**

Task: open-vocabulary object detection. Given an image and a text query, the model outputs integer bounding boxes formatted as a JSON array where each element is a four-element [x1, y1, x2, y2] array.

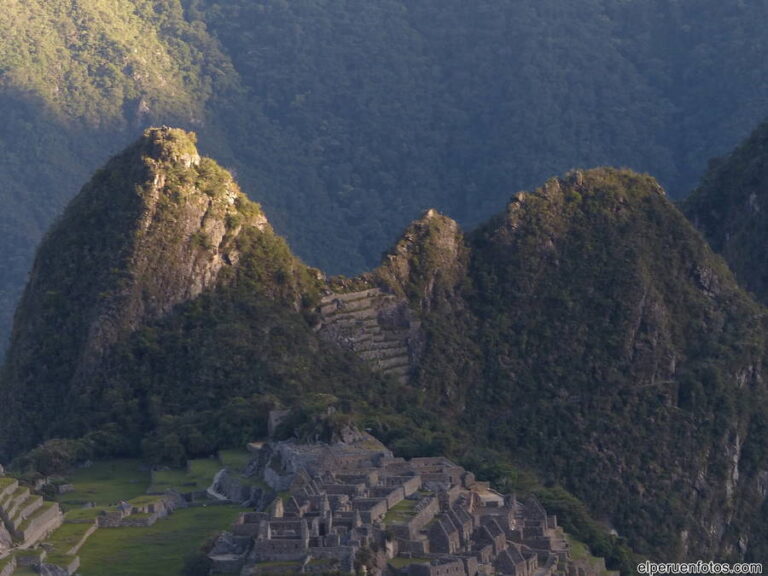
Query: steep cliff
[[4, 133, 768, 566], [457, 169, 768, 561], [0, 128, 319, 457], [683, 120, 768, 305], [318, 170, 768, 561]]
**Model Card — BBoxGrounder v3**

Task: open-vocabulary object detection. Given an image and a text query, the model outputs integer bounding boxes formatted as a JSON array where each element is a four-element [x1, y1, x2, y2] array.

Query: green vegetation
[[5, 125, 768, 570], [149, 459, 221, 494], [44, 521, 94, 554], [684, 120, 768, 305], [383, 499, 417, 524], [2, 0, 768, 360], [55, 460, 149, 509], [218, 449, 251, 472], [64, 507, 106, 524], [77, 505, 241, 576], [566, 535, 618, 576]]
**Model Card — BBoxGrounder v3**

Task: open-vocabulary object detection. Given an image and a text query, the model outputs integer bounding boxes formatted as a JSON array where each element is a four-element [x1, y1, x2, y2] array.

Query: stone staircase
[[317, 288, 420, 383], [0, 478, 62, 549]]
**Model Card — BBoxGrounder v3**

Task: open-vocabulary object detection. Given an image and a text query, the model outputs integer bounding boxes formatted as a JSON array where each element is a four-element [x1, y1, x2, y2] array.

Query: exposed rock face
[[459, 169, 768, 561], [0, 127, 271, 457], [317, 210, 468, 385], [0, 523, 11, 551], [5, 129, 768, 567], [684, 120, 768, 305], [74, 128, 268, 368], [375, 209, 468, 314]]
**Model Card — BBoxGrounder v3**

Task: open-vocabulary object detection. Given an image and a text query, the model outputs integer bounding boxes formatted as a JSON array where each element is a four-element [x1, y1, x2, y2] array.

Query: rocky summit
[[2, 131, 768, 569]]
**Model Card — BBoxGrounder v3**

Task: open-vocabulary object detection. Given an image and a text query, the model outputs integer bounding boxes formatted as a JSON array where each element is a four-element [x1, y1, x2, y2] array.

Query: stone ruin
[[0, 469, 66, 576], [209, 432, 613, 576], [316, 288, 421, 384], [0, 477, 62, 552], [0, 463, 187, 576]]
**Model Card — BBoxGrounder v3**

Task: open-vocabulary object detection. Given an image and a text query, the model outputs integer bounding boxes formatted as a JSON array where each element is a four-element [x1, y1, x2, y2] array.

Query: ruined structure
[[0, 467, 185, 575], [316, 288, 420, 384], [210, 431, 611, 576], [0, 477, 62, 550]]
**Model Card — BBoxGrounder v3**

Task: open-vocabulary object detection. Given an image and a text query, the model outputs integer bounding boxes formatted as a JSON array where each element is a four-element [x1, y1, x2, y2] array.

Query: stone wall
[[408, 558, 465, 576], [317, 288, 421, 383], [0, 479, 62, 548], [15, 502, 63, 544], [42, 555, 80, 576], [370, 486, 405, 509], [354, 498, 388, 524], [405, 496, 440, 539]]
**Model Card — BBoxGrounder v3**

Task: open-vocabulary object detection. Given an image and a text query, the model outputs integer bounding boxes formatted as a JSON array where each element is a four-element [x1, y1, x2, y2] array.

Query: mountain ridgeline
[[684, 120, 768, 306], [4, 0, 768, 359], [0, 128, 339, 455], [2, 129, 768, 568]]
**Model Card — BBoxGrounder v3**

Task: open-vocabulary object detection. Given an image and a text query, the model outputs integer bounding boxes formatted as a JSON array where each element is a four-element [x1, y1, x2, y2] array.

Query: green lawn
[[44, 521, 95, 554], [77, 505, 242, 576], [64, 507, 105, 523], [383, 499, 417, 524], [57, 460, 149, 509], [148, 459, 221, 494], [218, 449, 252, 472]]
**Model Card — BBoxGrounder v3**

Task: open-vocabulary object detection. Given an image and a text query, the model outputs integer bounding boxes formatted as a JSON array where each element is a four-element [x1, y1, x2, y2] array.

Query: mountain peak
[[684, 120, 768, 304], [140, 126, 201, 168], [0, 128, 270, 456], [374, 209, 466, 313]]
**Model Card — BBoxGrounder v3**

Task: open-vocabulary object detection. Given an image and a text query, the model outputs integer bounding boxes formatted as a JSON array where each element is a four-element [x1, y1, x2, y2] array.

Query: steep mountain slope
[[4, 0, 768, 358], [4, 133, 768, 566], [0, 0, 238, 356], [683, 120, 768, 306], [340, 169, 768, 561], [459, 170, 768, 561], [0, 127, 332, 458]]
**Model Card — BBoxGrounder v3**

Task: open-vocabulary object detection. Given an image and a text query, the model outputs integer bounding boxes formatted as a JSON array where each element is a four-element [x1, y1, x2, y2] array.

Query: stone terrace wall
[[0, 478, 62, 547], [317, 289, 421, 383]]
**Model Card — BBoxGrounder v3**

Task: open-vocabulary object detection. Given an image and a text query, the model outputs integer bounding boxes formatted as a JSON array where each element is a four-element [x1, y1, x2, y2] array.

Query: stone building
[[209, 428, 611, 576]]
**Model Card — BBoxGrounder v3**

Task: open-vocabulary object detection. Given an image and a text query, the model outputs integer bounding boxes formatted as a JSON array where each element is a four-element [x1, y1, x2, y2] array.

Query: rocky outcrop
[[375, 209, 468, 314], [0, 555, 16, 576], [684, 120, 768, 306], [0, 127, 275, 457], [0, 524, 10, 552], [317, 210, 467, 384]]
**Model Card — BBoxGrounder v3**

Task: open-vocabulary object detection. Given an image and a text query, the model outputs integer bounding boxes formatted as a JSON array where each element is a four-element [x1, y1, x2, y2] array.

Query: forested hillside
[[4, 129, 768, 568], [684, 120, 768, 306], [2, 0, 768, 354]]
